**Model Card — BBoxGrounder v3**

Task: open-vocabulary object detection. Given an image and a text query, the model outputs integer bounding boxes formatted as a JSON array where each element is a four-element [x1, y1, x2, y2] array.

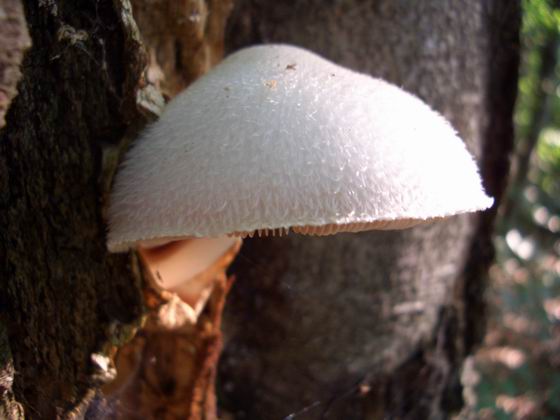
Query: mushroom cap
[[107, 44, 493, 252]]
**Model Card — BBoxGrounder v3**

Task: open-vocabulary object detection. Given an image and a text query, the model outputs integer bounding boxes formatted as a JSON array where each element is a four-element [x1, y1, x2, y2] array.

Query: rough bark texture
[[0, 1, 150, 418], [0, 0, 231, 419], [1, 1, 233, 418], [218, 1, 520, 419]]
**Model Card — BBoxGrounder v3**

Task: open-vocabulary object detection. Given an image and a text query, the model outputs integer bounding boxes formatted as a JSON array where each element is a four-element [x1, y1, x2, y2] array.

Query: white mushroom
[[108, 44, 492, 252], [138, 236, 239, 308], [106, 44, 492, 309]]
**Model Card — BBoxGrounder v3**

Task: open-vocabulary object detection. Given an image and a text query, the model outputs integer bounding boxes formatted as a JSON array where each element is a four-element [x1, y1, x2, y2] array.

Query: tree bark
[[218, 1, 520, 419], [0, 1, 149, 418]]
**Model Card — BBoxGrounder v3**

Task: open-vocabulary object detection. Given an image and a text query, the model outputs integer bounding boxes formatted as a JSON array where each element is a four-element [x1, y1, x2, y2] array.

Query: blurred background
[[472, 0, 560, 418]]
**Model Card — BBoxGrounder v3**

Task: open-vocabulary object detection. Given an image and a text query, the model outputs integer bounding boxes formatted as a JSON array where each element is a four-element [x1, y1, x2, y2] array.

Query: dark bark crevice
[[462, 0, 521, 354]]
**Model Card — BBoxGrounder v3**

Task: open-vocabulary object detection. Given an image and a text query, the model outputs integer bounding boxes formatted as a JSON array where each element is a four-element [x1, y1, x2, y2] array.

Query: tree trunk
[[0, 1, 149, 418], [218, 1, 520, 419], [0, 1, 519, 419]]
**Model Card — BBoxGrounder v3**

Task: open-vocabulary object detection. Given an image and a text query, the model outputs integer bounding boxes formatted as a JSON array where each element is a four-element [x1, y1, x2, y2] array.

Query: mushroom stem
[[138, 236, 241, 320]]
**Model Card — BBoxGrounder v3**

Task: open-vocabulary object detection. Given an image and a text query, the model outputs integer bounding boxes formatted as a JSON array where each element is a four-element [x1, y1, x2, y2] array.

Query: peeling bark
[[102, 241, 239, 419], [99, 275, 233, 420], [0, 0, 30, 128]]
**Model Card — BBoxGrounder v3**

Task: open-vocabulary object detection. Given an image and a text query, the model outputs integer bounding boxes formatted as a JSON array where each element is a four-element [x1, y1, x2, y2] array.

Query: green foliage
[[474, 1, 560, 419], [516, 0, 560, 137], [537, 129, 560, 200]]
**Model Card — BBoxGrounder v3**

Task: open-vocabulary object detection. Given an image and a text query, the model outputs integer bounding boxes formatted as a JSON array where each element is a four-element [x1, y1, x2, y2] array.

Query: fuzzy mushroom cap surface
[[107, 44, 493, 252]]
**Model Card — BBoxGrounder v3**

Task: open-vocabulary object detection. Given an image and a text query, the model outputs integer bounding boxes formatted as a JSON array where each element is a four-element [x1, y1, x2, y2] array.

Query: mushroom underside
[[230, 217, 443, 238]]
